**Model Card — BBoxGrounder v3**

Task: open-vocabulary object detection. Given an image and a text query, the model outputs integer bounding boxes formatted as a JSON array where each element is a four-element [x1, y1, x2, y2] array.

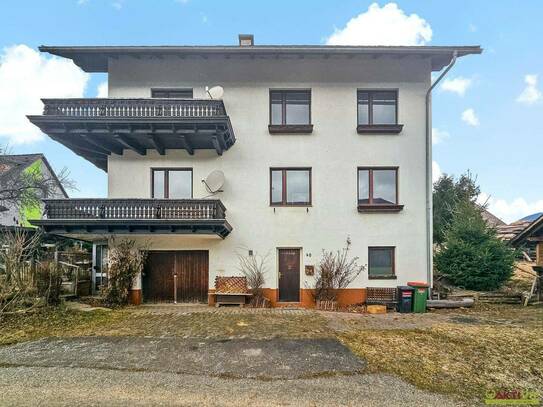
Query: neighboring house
[[509, 214, 543, 302], [497, 212, 542, 261], [28, 36, 481, 306], [510, 213, 543, 264], [0, 154, 68, 227], [481, 208, 506, 229]]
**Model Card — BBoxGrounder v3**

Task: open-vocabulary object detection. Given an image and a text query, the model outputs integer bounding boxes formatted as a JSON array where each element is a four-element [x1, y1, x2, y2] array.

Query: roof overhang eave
[[39, 45, 483, 73]]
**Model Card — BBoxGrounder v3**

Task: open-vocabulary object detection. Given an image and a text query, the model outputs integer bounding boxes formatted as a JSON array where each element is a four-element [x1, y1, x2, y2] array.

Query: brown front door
[[278, 248, 300, 302], [143, 250, 209, 303]]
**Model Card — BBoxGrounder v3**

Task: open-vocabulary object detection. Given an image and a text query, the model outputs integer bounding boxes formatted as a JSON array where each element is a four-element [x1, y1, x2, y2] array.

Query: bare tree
[[0, 227, 43, 313], [0, 146, 76, 211]]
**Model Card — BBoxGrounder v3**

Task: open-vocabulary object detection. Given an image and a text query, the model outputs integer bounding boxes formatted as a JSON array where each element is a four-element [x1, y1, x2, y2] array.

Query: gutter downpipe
[[425, 50, 458, 293]]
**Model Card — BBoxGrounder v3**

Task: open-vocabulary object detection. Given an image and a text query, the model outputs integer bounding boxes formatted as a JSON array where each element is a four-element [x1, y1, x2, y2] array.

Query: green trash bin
[[407, 281, 429, 313]]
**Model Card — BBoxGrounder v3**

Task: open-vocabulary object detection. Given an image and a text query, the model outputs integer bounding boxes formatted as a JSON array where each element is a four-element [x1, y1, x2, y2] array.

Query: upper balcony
[[27, 98, 236, 171]]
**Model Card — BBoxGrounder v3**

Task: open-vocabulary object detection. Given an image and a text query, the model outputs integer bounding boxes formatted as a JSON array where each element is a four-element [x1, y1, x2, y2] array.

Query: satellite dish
[[203, 170, 225, 193], [206, 85, 224, 100]]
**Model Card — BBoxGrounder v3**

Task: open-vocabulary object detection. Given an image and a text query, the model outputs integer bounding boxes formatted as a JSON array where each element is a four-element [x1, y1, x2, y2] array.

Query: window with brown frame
[[270, 168, 311, 206], [358, 90, 397, 125], [152, 168, 192, 199], [357, 90, 403, 134], [269, 90, 313, 133], [368, 247, 396, 279], [151, 88, 193, 98], [357, 167, 403, 212]]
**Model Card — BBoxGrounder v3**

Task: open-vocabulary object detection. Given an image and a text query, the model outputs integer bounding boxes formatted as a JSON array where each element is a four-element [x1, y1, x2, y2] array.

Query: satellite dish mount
[[202, 170, 225, 195], [206, 85, 224, 100]]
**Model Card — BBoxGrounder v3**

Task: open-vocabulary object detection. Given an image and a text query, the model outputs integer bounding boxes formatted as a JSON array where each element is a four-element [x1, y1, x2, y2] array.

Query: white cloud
[[326, 3, 432, 46], [478, 193, 543, 224], [441, 76, 472, 96], [432, 127, 449, 145], [77, 0, 89, 5], [201, 14, 208, 24], [0, 44, 89, 145], [97, 81, 108, 98], [461, 108, 479, 126], [516, 74, 541, 105], [468, 23, 477, 32], [432, 161, 442, 183], [112, 1, 123, 10]]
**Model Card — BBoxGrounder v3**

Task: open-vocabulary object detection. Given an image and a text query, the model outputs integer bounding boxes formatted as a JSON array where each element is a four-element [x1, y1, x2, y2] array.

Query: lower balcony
[[30, 199, 232, 239]]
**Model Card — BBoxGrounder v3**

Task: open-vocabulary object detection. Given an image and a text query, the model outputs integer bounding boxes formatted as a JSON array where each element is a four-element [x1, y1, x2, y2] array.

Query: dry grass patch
[[0, 308, 122, 346], [91, 311, 331, 339], [341, 306, 543, 400], [0, 308, 331, 345]]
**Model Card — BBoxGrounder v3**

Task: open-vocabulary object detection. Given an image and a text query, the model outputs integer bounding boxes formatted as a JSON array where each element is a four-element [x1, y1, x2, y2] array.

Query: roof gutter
[[425, 50, 458, 289]]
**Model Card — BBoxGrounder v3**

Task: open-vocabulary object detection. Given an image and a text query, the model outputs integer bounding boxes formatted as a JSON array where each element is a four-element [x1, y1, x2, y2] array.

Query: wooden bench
[[366, 287, 398, 309], [214, 276, 252, 307]]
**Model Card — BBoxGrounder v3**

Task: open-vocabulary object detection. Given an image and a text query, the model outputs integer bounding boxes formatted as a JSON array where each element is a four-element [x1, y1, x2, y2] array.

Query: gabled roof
[[510, 214, 543, 246], [481, 208, 506, 228], [39, 45, 482, 73], [0, 153, 68, 198]]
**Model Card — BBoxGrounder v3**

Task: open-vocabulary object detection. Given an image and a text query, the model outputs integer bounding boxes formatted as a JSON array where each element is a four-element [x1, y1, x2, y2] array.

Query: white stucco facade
[[105, 54, 431, 291]]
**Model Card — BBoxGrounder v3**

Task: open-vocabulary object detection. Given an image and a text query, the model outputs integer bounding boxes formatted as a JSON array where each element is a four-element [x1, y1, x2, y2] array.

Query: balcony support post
[[114, 134, 147, 155], [150, 135, 165, 155], [211, 136, 223, 156], [178, 135, 194, 155], [82, 135, 123, 155]]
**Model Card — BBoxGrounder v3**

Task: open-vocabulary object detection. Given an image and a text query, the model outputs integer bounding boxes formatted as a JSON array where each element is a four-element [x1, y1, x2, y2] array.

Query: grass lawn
[[0, 303, 541, 402], [340, 304, 543, 400]]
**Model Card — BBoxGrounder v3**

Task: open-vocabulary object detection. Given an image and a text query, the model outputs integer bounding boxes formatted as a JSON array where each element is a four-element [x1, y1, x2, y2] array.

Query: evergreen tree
[[433, 172, 480, 246], [434, 202, 516, 291]]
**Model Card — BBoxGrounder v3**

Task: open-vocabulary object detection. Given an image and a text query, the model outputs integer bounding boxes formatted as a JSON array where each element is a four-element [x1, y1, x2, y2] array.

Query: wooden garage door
[[143, 251, 209, 303]]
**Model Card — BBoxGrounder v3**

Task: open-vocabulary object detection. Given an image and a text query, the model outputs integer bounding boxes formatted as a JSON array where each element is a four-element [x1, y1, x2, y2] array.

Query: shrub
[[237, 250, 269, 305], [103, 238, 148, 307], [434, 203, 516, 291], [313, 238, 365, 302], [36, 261, 63, 306]]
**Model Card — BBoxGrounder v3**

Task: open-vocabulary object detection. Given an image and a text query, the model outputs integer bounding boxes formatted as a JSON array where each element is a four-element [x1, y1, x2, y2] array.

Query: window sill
[[269, 124, 314, 134], [368, 275, 397, 280], [358, 204, 404, 213], [271, 204, 312, 207], [357, 124, 403, 134]]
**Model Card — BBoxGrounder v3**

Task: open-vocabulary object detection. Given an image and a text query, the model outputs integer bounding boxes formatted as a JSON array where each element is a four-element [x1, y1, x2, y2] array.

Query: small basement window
[[368, 247, 396, 279], [151, 88, 194, 98]]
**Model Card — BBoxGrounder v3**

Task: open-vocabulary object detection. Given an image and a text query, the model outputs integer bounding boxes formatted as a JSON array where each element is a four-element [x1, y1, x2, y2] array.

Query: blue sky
[[0, 1, 541, 222]]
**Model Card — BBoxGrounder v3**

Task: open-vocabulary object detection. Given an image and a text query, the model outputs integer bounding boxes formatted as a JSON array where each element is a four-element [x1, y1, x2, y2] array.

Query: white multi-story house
[[28, 35, 481, 306]]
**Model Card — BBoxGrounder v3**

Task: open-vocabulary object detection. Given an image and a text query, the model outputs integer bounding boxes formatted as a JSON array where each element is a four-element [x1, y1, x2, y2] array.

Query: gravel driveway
[[0, 365, 468, 407]]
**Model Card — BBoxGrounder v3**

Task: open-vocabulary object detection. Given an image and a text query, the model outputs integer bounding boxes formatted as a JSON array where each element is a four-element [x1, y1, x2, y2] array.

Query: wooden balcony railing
[[43, 199, 227, 221], [41, 98, 227, 119]]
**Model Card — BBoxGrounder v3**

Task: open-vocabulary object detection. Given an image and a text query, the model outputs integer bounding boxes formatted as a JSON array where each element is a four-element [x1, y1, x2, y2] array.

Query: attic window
[[151, 88, 193, 98]]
